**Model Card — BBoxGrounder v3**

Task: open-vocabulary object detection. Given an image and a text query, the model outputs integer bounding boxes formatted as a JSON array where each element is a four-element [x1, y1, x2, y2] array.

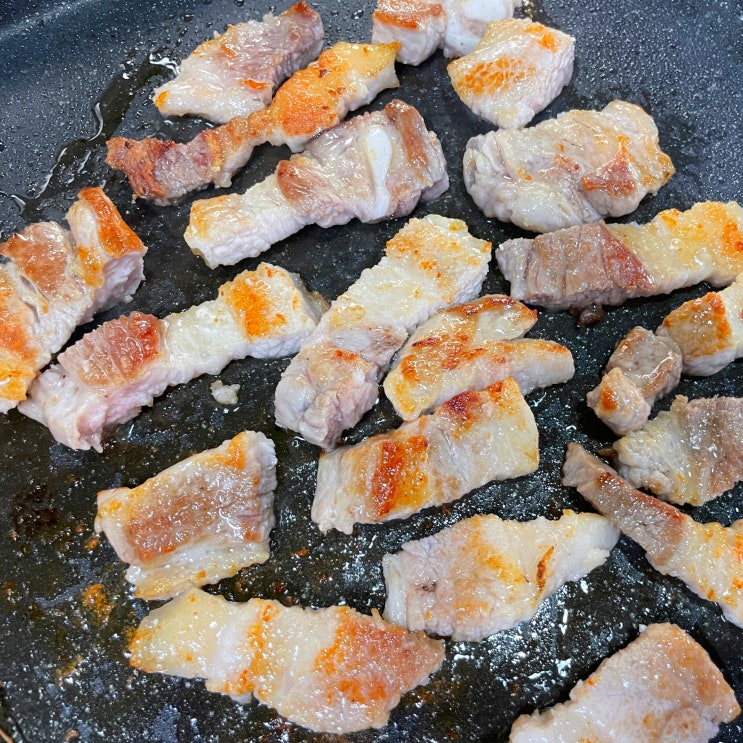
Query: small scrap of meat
[[612, 395, 743, 507], [448, 18, 574, 129], [129, 588, 444, 734], [496, 201, 743, 311], [372, 0, 519, 65], [210, 380, 240, 405], [657, 272, 743, 377], [274, 215, 491, 448], [383, 294, 574, 420], [509, 622, 740, 743], [312, 378, 539, 534], [107, 42, 400, 205], [0, 187, 146, 413], [153, 2, 324, 124], [19, 263, 325, 451], [563, 443, 743, 628], [464, 100, 674, 233], [96, 431, 276, 600], [383, 510, 617, 641], [587, 326, 682, 436], [185, 100, 449, 267]]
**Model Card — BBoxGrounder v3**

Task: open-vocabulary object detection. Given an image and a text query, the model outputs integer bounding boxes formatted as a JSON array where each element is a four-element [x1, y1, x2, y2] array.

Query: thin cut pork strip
[[464, 100, 674, 233], [185, 100, 449, 267], [0, 187, 146, 413], [612, 395, 743, 507], [152, 2, 324, 123], [497, 201, 743, 311], [107, 42, 400, 205], [448, 18, 574, 129], [509, 622, 740, 743], [274, 215, 491, 448], [372, 0, 519, 65], [129, 588, 444, 734], [19, 263, 325, 451], [563, 443, 743, 628], [96, 431, 276, 600], [383, 510, 617, 641], [313, 378, 539, 534], [383, 294, 573, 420]]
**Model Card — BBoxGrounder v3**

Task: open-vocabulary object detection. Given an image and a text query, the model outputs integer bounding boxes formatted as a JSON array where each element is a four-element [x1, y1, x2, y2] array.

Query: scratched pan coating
[[0, 0, 742, 740]]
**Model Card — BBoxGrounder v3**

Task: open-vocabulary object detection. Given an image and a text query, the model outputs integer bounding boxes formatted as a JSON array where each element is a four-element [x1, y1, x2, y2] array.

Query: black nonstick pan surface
[[1, 0, 742, 740]]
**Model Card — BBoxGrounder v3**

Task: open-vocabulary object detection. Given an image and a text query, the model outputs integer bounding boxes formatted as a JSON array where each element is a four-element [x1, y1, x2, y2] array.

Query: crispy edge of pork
[[96, 431, 276, 600], [129, 588, 445, 734], [509, 622, 740, 742]]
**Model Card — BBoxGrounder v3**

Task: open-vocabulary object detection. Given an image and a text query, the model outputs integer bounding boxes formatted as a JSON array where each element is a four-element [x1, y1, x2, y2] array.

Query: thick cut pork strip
[[274, 216, 491, 448], [19, 263, 325, 451], [464, 100, 674, 233], [612, 395, 743, 507], [0, 187, 147, 413], [448, 19, 574, 129], [96, 431, 276, 600], [509, 622, 739, 743], [372, 0, 519, 65], [313, 378, 538, 534], [383, 510, 617, 641], [129, 588, 444, 734], [185, 100, 448, 267], [383, 294, 574, 420], [563, 443, 743, 628], [152, 2, 324, 124], [497, 201, 743, 311], [107, 42, 400, 205]]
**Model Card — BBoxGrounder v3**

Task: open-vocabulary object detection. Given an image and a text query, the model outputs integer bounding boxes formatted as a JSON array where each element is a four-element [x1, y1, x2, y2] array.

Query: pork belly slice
[[96, 431, 276, 600], [372, 0, 519, 65], [0, 187, 146, 413], [19, 263, 325, 451], [313, 378, 538, 534], [497, 201, 743, 311], [107, 42, 400, 205], [153, 2, 324, 124], [563, 443, 743, 628], [274, 215, 491, 448], [129, 588, 444, 734], [587, 327, 682, 436], [464, 100, 674, 233], [611, 395, 743, 507], [448, 19, 574, 130], [383, 294, 573, 420], [383, 510, 617, 641], [509, 622, 740, 743], [185, 100, 448, 267]]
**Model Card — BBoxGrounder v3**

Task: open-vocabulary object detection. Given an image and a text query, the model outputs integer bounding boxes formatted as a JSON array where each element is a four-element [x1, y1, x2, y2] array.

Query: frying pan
[[1, 0, 742, 740]]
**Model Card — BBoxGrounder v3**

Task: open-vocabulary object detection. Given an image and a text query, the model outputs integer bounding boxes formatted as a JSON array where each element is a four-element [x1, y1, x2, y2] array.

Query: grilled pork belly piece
[[0, 187, 146, 413], [313, 378, 538, 534], [509, 622, 740, 743], [152, 2, 324, 124], [274, 216, 491, 448], [383, 294, 573, 420], [383, 510, 617, 641], [19, 263, 325, 451], [563, 443, 743, 628], [185, 100, 448, 267], [612, 395, 743, 507], [464, 100, 674, 233], [497, 201, 743, 311], [96, 431, 276, 600], [372, 0, 519, 65], [448, 19, 574, 129], [587, 327, 682, 436], [108, 42, 400, 205], [129, 588, 444, 734]]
